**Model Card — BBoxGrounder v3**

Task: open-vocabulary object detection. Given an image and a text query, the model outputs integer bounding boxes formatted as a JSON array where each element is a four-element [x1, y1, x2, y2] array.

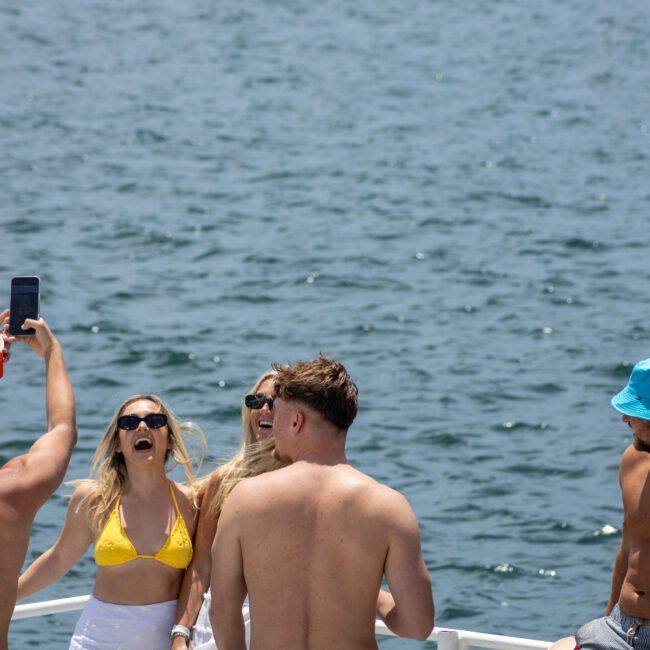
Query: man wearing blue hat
[[576, 359, 650, 649]]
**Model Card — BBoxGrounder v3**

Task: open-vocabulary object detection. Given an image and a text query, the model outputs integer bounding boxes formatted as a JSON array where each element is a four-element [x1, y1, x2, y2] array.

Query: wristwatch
[[170, 624, 192, 642]]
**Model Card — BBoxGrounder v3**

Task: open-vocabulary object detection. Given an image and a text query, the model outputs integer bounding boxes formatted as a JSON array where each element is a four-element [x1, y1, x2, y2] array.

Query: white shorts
[[191, 589, 250, 650], [69, 595, 177, 650]]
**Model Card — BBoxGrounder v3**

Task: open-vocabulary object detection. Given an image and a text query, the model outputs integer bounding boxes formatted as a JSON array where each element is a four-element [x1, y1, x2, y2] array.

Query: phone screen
[[9, 276, 40, 336]]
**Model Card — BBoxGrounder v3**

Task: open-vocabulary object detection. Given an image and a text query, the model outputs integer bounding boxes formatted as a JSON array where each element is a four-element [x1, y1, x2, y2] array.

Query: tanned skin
[[605, 415, 650, 618], [209, 395, 434, 650], [0, 311, 76, 650], [170, 468, 223, 648]]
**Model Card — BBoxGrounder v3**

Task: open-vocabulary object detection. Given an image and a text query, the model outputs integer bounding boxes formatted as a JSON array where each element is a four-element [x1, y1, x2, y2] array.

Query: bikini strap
[[112, 493, 123, 521], [168, 481, 182, 516]]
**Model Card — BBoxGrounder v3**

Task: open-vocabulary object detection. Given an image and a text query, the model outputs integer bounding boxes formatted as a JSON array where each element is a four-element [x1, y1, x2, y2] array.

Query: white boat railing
[[12, 595, 552, 650]]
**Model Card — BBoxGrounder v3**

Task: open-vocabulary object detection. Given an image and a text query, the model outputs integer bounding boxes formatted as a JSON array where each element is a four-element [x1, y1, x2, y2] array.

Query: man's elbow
[[411, 618, 434, 641], [41, 423, 77, 451], [386, 608, 434, 641], [405, 605, 434, 641], [59, 423, 78, 448]]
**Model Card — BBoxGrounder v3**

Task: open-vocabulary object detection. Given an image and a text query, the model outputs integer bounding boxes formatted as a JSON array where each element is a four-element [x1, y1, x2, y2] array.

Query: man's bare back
[[230, 463, 423, 648], [209, 355, 433, 650], [0, 312, 76, 649]]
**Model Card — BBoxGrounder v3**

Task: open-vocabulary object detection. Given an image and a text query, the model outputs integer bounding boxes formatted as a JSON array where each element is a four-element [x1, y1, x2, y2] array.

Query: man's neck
[[292, 446, 348, 466]]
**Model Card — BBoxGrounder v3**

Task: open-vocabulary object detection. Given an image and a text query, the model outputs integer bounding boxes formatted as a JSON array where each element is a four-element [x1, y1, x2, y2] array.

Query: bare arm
[[171, 470, 223, 650], [17, 484, 93, 600], [209, 492, 247, 650], [1, 315, 77, 508], [377, 492, 434, 641], [605, 538, 628, 615], [606, 457, 632, 616]]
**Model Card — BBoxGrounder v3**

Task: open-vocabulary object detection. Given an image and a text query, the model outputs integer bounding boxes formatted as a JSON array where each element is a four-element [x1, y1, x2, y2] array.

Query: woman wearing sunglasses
[[171, 371, 285, 650], [17, 394, 205, 650]]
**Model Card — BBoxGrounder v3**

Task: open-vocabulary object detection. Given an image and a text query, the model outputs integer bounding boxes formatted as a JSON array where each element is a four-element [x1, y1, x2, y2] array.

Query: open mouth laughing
[[134, 436, 154, 452]]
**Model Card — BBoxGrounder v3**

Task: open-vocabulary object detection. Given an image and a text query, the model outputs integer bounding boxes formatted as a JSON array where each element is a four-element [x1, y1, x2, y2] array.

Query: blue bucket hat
[[611, 358, 650, 420]]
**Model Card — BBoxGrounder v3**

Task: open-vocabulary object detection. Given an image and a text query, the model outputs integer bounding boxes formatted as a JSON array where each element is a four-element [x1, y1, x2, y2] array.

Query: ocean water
[[1, 0, 650, 646]]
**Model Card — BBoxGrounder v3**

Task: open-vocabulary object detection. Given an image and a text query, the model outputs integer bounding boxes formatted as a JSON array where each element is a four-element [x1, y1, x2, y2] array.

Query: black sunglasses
[[244, 394, 274, 410], [117, 413, 168, 430]]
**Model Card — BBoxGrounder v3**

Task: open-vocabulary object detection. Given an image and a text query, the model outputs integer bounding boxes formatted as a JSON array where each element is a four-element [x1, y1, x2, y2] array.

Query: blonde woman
[[17, 395, 205, 650], [171, 371, 284, 650]]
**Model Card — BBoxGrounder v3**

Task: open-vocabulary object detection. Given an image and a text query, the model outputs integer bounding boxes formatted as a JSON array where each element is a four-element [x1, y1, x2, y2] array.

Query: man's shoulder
[[345, 465, 405, 501], [0, 455, 32, 500], [621, 444, 648, 471], [619, 445, 650, 493], [232, 466, 293, 497], [217, 470, 291, 526], [0, 456, 53, 518], [345, 469, 417, 527], [224, 464, 337, 512]]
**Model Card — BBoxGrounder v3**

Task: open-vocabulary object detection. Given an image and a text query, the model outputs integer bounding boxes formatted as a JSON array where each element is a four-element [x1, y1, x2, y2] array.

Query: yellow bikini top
[[94, 482, 193, 569]]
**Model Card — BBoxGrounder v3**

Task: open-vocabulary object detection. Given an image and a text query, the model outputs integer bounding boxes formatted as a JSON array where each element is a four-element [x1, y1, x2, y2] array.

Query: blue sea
[[1, 0, 650, 646]]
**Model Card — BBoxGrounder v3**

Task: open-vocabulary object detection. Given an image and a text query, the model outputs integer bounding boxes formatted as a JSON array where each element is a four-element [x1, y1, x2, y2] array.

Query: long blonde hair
[[79, 394, 205, 532], [208, 371, 286, 515]]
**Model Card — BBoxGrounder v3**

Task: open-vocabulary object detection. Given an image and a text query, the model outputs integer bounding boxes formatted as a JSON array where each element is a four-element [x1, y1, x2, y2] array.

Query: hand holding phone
[[9, 276, 40, 336], [19, 317, 58, 358]]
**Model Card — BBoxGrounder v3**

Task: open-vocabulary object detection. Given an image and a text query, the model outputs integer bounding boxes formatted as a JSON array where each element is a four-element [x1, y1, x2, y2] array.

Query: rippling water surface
[[2, 0, 650, 646]]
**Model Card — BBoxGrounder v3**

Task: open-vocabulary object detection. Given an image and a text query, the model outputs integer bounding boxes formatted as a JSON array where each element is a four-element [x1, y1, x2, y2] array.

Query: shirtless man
[[577, 358, 650, 649], [0, 309, 76, 650], [209, 355, 434, 650]]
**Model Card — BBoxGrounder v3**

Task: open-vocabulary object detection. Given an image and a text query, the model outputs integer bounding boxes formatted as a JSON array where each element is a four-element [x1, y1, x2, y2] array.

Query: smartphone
[[9, 276, 40, 336]]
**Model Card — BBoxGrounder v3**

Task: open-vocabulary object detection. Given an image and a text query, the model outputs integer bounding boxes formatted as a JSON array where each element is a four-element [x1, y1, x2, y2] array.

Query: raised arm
[[377, 491, 434, 641], [209, 489, 247, 650], [2, 315, 77, 508], [172, 469, 224, 650], [17, 483, 94, 600]]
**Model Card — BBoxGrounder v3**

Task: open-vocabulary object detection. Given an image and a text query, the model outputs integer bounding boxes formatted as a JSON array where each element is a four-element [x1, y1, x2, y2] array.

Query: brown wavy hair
[[272, 354, 358, 430]]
